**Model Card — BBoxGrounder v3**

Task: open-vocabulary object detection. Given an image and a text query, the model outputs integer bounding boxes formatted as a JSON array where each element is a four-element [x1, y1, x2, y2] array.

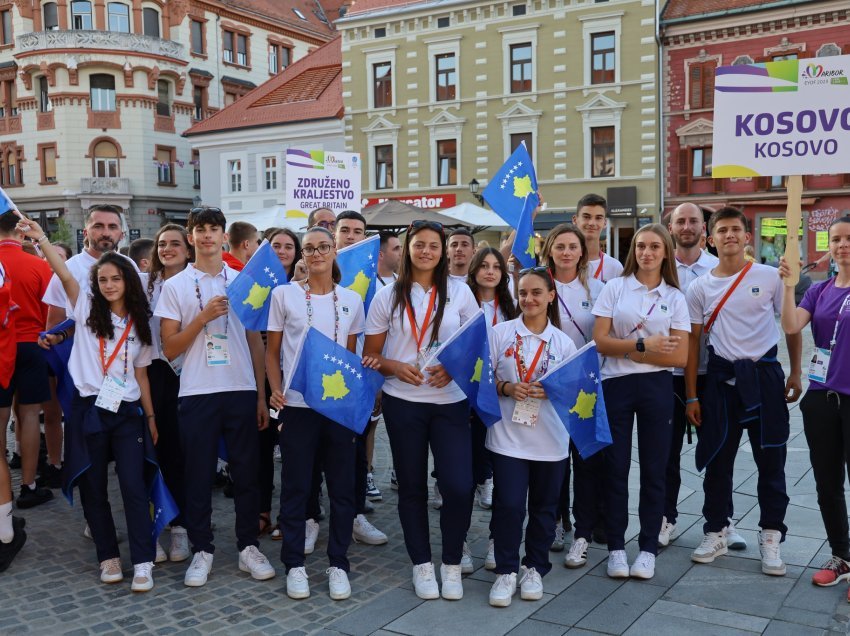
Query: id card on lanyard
[[95, 319, 133, 413], [195, 269, 231, 367], [808, 291, 850, 383], [511, 333, 549, 427], [406, 287, 437, 370]]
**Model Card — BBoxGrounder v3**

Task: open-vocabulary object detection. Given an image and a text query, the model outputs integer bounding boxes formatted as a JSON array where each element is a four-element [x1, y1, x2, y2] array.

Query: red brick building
[[661, 0, 850, 267]]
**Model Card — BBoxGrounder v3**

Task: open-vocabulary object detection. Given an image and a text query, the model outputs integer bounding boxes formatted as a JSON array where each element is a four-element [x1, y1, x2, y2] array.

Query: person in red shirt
[[222, 221, 259, 272], [0, 210, 54, 509]]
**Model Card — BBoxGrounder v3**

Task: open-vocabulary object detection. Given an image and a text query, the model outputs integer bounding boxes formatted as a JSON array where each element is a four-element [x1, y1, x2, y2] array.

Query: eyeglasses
[[301, 243, 333, 257], [518, 266, 551, 277], [409, 220, 444, 233], [316, 220, 336, 230]]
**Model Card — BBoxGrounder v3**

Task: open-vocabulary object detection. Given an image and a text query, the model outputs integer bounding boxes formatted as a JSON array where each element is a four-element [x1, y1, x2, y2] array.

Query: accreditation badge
[[95, 375, 126, 413], [807, 348, 831, 383], [511, 397, 541, 427], [205, 334, 231, 367], [167, 352, 185, 377]]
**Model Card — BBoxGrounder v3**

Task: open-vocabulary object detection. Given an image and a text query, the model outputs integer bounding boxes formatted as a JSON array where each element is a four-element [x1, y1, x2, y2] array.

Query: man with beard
[[447, 228, 475, 282]]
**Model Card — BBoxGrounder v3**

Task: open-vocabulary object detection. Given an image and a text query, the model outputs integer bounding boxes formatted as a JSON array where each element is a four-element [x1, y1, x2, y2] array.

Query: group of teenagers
[[1, 192, 849, 608]]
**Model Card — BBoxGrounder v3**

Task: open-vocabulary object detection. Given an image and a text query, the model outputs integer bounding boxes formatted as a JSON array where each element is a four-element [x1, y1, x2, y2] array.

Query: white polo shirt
[[154, 263, 256, 397], [674, 250, 719, 376], [592, 274, 691, 379], [481, 298, 511, 326], [267, 283, 365, 408], [69, 292, 153, 401], [140, 273, 164, 361], [686, 262, 782, 363], [587, 253, 624, 283], [43, 250, 140, 314], [554, 276, 605, 349], [486, 318, 576, 461], [365, 277, 479, 404], [449, 273, 468, 283]]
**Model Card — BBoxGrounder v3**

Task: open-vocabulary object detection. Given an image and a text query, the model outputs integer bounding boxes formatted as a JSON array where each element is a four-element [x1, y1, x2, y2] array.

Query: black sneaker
[[37, 464, 63, 489], [8, 452, 21, 469], [17, 485, 54, 509], [0, 517, 27, 572]]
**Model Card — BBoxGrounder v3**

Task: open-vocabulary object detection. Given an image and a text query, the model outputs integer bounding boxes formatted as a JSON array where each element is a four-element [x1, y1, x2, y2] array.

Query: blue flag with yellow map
[[226, 239, 288, 331], [539, 342, 612, 459], [512, 194, 538, 269], [337, 234, 379, 313], [433, 310, 501, 427], [481, 142, 539, 228], [287, 327, 385, 434]]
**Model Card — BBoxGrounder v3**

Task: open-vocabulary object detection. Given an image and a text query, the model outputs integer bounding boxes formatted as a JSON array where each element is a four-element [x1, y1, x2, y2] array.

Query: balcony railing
[[80, 177, 131, 195], [17, 30, 184, 59]]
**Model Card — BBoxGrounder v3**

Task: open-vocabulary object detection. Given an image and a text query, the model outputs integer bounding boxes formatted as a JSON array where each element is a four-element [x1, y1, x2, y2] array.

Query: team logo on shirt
[[750, 285, 762, 297], [341, 305, 350, 315], [659, 303, 669, 313], [581, 300, 591, 310]]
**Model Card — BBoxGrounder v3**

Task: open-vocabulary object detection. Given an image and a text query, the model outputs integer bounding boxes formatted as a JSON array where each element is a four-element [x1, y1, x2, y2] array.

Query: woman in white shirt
[[487, 267, 577, 607], [17, 218, 158, 593], [540, 224, 606, 567], [591, 223, 690, 581], [364, 220, 479, 601]]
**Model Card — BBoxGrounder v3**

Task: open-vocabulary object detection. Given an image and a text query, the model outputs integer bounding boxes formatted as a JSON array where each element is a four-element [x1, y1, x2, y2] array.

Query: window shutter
[[690, 64, 702, 108], [678, 148, 690, 195], [704, 62, 716, 109]]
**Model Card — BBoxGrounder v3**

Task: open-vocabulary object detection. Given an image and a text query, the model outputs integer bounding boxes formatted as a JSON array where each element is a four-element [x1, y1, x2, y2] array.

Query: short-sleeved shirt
[[154, 263, 256, 398], [588, 253, 624, 283], [365, 277, 479, 404], [0, 264, 15, 388], [554, 276, 605, 349], [0, 240, 51, 342], [480, 298, 511, 327], [267, 283, 365, 408], [69, 292, 152, 400], [674, 250, 719, 376], [800, 279, 850, 395], [592, 274, 691, 379], [43, 250, 140, 315], [486, 318, 576, 461], [686, 262, 782, 362]]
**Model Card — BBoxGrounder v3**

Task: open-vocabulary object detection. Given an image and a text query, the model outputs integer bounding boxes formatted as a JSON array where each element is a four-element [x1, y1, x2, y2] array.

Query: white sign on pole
[[285, 149, 362, 216], [712, 55, 850, 178]]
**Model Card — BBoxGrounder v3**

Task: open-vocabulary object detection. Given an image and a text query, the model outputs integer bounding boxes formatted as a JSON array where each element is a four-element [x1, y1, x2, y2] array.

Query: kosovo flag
[[287, 327, 385, 434], [539, 342, 612, 459], [337, 234, 379, 312], [482, 142, 539, 228], [149, 468, 179, 544], [226, 239, 288, 331], [0, 185, 18, 214], [434, 310, 501, 427], [512, 195, 538, 269], [40, 319, 76, 418]]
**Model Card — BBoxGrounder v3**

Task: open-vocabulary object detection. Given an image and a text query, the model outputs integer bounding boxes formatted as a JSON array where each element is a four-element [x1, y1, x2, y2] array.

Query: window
[[1, 146, 22, 186], [71, 0, 92, 29], [37, 76, 51, 113], [512, 4, 526, 16], [1, 9, 12, 45], [40, 145, 57, 184], [223, 31, 249, 66], [437, 16, 449, 28], [156, 146, 174, 185], [43, 3, 59, 31], [93, 140, 119, 177], [374, 27, 386, 38], [193, 85, 206, 120], [772, 53, 798, 61], [191, 20, 205, 54], [373, 62, 392, 108], [0, 79, 17, 117], [143, 8, 160, 37], [591, 32, 615, 84], [224, 91, 237, 106], [262, 156, 277, 190], [691, 147, 712, 178], [223, 31, 233, 63], [107, 3, 130, 33], [591, 126, 614, 177], [770, 175, 784, 189], [237, 34, 248, 66], [436, 139, 457, 186], [269, 43, 291, 74], [510, 132, 532, 156], [509, 43, 532, 93], [689, 62, 715, 109], [156, 80, 170, 117], [192, 150, 200, 189], [375, 145, 393, 189], [90, 74, 116, 112], [435, 53, 456, 101], [228, 159, 242, 192]]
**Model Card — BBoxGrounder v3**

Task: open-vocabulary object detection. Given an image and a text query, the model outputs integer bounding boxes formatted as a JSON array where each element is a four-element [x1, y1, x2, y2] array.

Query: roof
[[218, 0, 336, 38], [343, 0, 427, 17], [661, 0, 819, 23], [183, 36, 343, 137]]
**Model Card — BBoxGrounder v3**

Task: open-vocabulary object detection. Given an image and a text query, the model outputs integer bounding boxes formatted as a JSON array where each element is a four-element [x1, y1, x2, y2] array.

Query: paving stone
[[327, 588, 423, 635], [574, 580, 665, 634], [623, 612, 760, 635], [530, 574, 623, 627], [506, 618, 568, 636], [763, 620, 828, 635], [646, 599, 770, 632]]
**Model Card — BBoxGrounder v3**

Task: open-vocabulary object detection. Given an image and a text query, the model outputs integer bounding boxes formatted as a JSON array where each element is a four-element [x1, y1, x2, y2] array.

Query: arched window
[[93, 140, 119, 178], [143, 7, 160, 37], [43, 2, 59, 30], [90, 74, 116, 111], [107, 3, 130, 33], [38, 76, 51, 113], [6, 149, 17, 185], [71, 0, 92, 30], [156, 79, 170, 116]]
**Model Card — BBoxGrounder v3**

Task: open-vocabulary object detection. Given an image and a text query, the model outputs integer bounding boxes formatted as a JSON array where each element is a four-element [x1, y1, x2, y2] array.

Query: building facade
[[661, 0, 850, 266], [336, 0, 660, 260], [1, 0, 335, 246]]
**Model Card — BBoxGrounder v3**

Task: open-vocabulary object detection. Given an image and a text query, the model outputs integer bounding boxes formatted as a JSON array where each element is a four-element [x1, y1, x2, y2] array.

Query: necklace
[[304, 280, 340, 343]]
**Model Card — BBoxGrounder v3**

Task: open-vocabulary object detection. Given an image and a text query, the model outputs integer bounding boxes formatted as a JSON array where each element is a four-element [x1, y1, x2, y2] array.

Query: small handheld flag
[[226, 239, 288, 331], [149, 468, 179, 543], [286, 327, 385, 434], [539, 342, 612, 459], [482, 143, 539, 228], [512, 195, 538, 269], [40, 319, 76, 418], [337, 234, 379, 312], [0, 186, 22, 218], [433, 310, 501, 426]]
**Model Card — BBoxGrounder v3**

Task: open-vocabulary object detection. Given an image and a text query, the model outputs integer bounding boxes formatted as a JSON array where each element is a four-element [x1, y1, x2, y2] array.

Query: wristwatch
[[636, 337, 646, 353]]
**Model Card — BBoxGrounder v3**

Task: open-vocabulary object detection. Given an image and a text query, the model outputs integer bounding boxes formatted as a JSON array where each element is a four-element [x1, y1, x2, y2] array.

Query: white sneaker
[[239, 545, 276, 580], [476, 478, 494, 509], [630, 551, 656, 579], [352, 514, 388, 545], [286, 566, 310, 599], [305, 518, 320, 555], [759, 530, 786, 576], [658, 516, 676, 548], [100, 557, 123, 583], [607, 550, 629, 578], [412, 562, 439, 600], [155, 540, 167, 564], [440, 563, 463, 600], [326, 566, 351, 600], [184, 551, 213, 587], [431, 482, 443, 510], [726, 521, 747, 550], [565, 537, 588, 569], [131, 562, 154, 592], [489, 572, 517, 607], [460, 541, 474, 574], [169, 526, 191, 562], [485, 539, 496, 570], [692, 531, 727, 564], [519, 565, 543, 600], [551, 521, 565, 552]]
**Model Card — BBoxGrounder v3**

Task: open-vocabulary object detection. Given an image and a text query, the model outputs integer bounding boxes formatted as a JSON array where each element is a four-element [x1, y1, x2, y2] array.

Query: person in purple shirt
[[780, 215, 850, 593]]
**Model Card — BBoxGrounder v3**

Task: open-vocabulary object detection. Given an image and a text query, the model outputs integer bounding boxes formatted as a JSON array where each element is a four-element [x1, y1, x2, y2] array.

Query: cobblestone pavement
[[2, 326, 850, 634]]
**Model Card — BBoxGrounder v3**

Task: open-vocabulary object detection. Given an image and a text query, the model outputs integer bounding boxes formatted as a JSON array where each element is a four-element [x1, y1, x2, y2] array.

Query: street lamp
[[192, 195, 202, 208], [468, 179, 485, 205]]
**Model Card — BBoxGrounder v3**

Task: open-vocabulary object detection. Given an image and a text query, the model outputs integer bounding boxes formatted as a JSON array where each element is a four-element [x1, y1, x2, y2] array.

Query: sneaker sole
[[520, 589, 543, 600], [169, 552, 191, 563], [330, 588, 351, 600], [657, 537, 672, 548], [813, 572, 850, 587], [287, 588, 310, 600], [441, 590, 463, 601], [239, 563, 276, 580], [415, 587, 440, 600], [691, 546, 727, 563], [461, 563, 474, 575], [489, 597, 512, 607], [304, 545, 316, 555], [352, 534, 388, 546], [728, 540, 747, 550], [184, 572, 209, 587], [762, 564, 786, 576], [550, 543, 565, 552], [607, 568, 629, 579], [484, 561, 496, 571], [630, 569, 654, 580], [564, 558, 587, 569], [101, 575, 124, 584], [131, 581, 154, 592]]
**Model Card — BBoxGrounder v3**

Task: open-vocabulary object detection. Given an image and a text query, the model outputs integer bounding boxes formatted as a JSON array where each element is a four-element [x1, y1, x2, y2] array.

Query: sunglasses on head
[[518, 266, 550, 277], [409, 220, 444, 233], [189, 206, 222, 214]]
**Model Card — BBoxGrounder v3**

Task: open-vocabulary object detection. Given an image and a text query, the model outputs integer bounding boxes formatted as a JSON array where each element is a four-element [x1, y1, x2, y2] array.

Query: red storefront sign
[[362, 194, 457, 209]]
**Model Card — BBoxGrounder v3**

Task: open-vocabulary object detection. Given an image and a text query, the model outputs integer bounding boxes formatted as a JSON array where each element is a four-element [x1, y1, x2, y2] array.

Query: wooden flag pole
[[783, 174, 803, 287]]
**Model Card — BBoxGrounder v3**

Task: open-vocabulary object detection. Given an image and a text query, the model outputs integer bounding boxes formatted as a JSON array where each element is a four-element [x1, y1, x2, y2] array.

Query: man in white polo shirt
[[573, 193, 624, 283]]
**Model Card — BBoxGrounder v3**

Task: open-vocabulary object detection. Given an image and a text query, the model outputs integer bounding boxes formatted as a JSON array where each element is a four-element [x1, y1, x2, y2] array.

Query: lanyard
[[304, 281, 340, 344], [405, 286, 437, 354], [556, 291, 588, 343], [100, 318, 133, 381], [829, 291, 850, 350], [627, 301, 658, 336], [593, 253, 604, 281], [514, 332, 549, 383], [195, 267, 229, 337]]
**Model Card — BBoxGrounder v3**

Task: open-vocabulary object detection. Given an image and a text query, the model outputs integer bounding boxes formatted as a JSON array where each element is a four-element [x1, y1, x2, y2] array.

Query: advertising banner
[[285, 149, 362, 216]]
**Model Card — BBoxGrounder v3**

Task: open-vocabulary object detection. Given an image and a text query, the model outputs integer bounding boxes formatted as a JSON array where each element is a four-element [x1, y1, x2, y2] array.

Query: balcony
[[80, 177, 130, 195], [16, 30, 184, 60]]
